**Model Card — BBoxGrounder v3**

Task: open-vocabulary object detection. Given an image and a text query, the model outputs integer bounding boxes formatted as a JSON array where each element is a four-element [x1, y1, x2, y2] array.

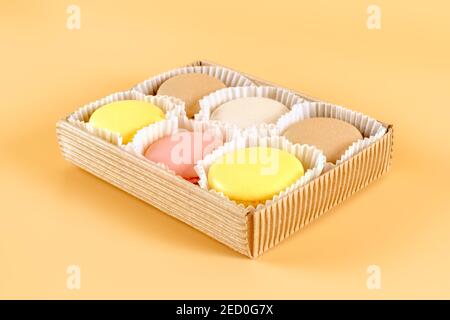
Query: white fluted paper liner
[[194, 135, 326, 211], [67, 90, 184, 146], [196, 86, 304, 135], [126, 117, 229, 181], [275, 101, 387, 165], [133, 65, 255, 96]]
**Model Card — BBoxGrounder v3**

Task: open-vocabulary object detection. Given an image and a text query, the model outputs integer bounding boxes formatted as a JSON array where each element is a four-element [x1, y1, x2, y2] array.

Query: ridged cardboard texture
[[56, 60, 394, 258]]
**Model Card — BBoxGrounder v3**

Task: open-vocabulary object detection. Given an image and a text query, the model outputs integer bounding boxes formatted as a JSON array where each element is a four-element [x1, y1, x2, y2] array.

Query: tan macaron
[[156, 73, 226, 118], [283, 117, 363, 163]]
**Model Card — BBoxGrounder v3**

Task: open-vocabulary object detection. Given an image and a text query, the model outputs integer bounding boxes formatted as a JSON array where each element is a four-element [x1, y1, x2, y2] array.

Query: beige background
[[1, 0, 449, 299]]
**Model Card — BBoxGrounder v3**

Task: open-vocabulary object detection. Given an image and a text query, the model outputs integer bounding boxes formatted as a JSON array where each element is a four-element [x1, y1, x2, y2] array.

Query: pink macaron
[[144, 130, 223, 183]]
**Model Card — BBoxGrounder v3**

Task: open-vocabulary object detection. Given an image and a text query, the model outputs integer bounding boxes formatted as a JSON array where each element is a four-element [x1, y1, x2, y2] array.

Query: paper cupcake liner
[[275, 101, 387, 165], [127, 117, 229, 182], [195, 135, 326, 211], [133, 65, 255, 97], [67, 90, 184, 146], [196, 86, 304, 135]]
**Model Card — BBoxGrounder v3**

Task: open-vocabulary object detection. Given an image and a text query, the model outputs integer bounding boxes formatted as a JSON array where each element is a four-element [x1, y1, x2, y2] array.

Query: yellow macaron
[[208, 147, 304, 206], [88, 100, 165, 143]]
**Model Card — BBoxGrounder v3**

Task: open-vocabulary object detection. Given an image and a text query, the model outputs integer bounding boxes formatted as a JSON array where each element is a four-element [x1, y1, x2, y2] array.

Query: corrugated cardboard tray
[[56, 60, 394, 258]]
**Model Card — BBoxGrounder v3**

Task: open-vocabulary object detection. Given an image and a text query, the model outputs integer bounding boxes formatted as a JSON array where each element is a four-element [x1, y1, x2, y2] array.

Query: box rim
[[59, 59, 393, 218]]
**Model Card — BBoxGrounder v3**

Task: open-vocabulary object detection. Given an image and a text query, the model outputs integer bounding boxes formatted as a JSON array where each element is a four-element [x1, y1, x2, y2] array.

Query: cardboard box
[[56, 60, 394, 258]]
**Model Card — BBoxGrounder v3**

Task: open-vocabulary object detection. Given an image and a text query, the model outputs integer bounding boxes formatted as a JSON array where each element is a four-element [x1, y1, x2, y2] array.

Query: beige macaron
[[210, 97, 289, 129], [283, 117, 363, 163], [156, 73, 226, 118]]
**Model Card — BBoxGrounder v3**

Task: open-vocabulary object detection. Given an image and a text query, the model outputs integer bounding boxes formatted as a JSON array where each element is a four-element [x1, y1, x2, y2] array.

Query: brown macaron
[[156, 73, 226, 118], [283, 117, 363, 163]]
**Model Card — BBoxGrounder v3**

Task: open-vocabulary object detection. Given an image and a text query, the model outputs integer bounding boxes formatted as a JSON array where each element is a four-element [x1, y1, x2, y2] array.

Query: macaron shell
[[208, 147, 304, 205], [144, 131, 223, 180], [156, 73, 226, 118], [210, 97, 289, 129], [186, 177, 200, 184], [283, 117, 363, 163], [88, 100, 165, 144]]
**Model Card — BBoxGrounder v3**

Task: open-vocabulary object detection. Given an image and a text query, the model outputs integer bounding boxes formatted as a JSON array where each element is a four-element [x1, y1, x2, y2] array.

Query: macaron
[[88, 100, 165, 144], [156, 73, 226, 118], [208, 147, 304, 206], [210, 97, 289, 129], [282, 117, 363, 163], [144, 130, 223, 182]]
